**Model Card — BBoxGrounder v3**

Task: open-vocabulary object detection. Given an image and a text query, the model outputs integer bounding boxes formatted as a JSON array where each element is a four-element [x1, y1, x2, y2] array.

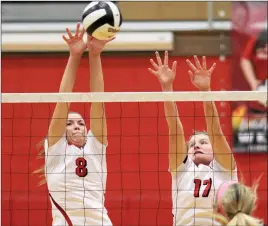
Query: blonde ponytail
[[193, 180, 263, 226], [223, 179, 263, 226], [194, 212, 229, 225], [192, 205, 263, 226], [227, 212, 262, 226]]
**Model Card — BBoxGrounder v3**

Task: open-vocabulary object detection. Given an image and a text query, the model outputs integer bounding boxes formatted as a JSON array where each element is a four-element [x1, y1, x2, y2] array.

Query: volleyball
[[82, 1, 123, 40]]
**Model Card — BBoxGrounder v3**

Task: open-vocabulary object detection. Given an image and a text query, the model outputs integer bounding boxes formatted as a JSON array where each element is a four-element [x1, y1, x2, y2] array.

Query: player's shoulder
[[45, 135, 68, 155], [209, 159, 238, 181], [86, 130, 108, 149], [209, 159, 237, 171], [170, 157, 194, 177], [183, 156, 195, 169]]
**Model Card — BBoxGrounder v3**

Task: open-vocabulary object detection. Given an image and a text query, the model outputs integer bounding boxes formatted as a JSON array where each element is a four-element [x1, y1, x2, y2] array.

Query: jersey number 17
[[193, 178, 212, 197]]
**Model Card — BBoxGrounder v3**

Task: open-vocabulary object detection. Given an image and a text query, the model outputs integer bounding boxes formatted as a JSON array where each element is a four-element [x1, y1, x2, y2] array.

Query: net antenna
[[1, 91, 267, 103]]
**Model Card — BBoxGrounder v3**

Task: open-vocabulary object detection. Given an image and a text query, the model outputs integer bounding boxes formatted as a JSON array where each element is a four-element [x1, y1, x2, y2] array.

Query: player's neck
[[68, 141, 84, 149], [194, 160, 211, 167]]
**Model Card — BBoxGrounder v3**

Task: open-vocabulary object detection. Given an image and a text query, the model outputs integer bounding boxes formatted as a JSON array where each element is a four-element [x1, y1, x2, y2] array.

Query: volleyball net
[[1, 91, 267, 226]]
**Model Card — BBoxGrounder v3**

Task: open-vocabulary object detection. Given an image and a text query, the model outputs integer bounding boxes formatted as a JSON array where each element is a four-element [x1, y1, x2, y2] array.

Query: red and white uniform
[[242, 36, 267, 112], [171, 158, 237, 226], [45, 131, 112, 226]]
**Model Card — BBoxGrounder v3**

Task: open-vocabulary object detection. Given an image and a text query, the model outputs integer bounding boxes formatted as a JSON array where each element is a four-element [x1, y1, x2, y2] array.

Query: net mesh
[[1, 92, 267, 226]]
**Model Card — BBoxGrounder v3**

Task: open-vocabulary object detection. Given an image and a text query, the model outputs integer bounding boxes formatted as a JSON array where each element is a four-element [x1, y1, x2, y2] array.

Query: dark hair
[[255, 29, 267, 50]]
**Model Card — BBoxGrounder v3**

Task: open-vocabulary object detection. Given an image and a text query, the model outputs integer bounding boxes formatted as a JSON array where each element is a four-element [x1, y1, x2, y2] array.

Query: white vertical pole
[[207, 1, 213, 30]]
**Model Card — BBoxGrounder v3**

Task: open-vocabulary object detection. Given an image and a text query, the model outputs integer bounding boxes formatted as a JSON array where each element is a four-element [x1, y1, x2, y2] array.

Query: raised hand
[[186, 55, 216, 91], [148, 51, 177, 90], [87, 36, 115, 56], [62, 23, 86, 57]]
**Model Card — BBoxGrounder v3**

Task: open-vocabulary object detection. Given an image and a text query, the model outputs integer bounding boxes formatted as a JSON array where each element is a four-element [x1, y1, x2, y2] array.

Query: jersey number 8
[[75, 157, 88, 177]]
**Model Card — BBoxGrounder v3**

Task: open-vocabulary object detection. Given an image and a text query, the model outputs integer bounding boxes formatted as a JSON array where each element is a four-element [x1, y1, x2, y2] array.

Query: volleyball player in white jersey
[[44, 23, 114, 226], [148, 52, 238, 226]]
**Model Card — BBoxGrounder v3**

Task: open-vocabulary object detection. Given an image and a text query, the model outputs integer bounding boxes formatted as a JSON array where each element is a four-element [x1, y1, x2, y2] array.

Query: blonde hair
[[186, 130, 208, 150], [33, 139, 46, 186], [196, 180, 263, 226]]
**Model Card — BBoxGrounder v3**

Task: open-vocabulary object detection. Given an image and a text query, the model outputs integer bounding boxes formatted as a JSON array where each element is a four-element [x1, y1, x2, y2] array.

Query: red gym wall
[[1, 55, 267, 226]]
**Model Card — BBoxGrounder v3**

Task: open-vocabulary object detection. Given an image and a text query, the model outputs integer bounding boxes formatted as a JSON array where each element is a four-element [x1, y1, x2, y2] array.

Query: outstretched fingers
[[172, 61, 177, 74], [62, 24, 86, 44], [150, 58, 159, 70], [202, 56, 207, 70], [208, 63, 216, 74], [62, 35, 69, 43], [74, 23, 80, 37], [148, 68, 158, 76], [186, 59, 197, 72], [188, 70, 195, 82], [79, 28, 86, 38], [66, 28, 73, 39], [155, 51, 163, 67], [194, 55, 202, 69], [105, 36, 116, 43], [164, 51, 169, 66]]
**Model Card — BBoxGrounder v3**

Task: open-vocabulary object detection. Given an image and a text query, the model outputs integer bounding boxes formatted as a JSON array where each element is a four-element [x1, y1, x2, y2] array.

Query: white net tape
[[1, 91, 267, 103]]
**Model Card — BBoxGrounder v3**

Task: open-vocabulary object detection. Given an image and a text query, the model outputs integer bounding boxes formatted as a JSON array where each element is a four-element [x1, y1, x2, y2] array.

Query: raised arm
[[148, 51, 186, 173], [240, 37, 261, 91], [48, 23, 86, 147], [87, 36, 114, 146], [186, 56, 236, 170], [241, 58, 260, 90]]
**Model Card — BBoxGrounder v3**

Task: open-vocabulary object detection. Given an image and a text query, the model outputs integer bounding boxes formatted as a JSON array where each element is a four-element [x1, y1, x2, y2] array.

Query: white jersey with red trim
[[171, 158, 237, 226], [45, 131, 112, 226]]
